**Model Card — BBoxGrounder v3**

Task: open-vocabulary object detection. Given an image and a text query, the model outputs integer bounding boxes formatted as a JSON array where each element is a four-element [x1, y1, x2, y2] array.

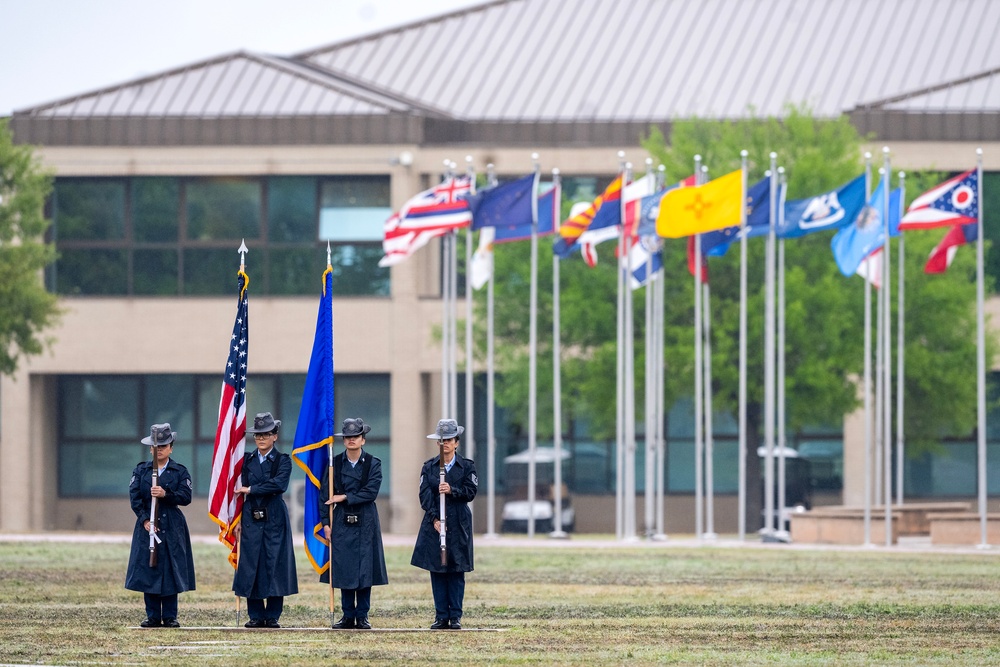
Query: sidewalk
[[1, 531, 997, 555]]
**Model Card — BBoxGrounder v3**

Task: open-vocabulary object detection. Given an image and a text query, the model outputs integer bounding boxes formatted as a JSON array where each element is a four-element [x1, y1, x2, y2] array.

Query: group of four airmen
[[124, 414, 477, 630]]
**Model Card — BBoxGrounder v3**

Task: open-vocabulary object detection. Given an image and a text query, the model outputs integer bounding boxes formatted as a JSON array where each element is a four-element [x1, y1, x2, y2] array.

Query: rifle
[[438, 441, 447, 567], [148, 427, 159, 568]]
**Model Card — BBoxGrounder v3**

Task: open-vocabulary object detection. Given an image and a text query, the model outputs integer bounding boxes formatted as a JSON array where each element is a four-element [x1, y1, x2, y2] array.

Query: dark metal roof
[[11, 0, 1000, 146]]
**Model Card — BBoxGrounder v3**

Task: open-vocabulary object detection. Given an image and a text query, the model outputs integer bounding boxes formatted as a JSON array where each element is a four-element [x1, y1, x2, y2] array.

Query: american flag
[[378, 176, 473, 267], [208, 270, 249, 568]]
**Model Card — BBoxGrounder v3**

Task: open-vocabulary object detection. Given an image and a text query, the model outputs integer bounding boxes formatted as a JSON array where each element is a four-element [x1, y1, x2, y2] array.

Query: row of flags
[[376, 160, 981, 286], [204, 157, 983, 571]]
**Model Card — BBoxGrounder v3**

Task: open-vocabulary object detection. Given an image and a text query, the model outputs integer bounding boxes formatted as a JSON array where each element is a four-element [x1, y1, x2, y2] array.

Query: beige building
[[3, 0, 1000, 537]]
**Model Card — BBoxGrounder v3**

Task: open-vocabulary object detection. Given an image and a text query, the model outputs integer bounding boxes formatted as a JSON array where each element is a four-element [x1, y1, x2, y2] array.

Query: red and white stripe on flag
[[208, 275, 249, 569], [378, 177, 473, 267]]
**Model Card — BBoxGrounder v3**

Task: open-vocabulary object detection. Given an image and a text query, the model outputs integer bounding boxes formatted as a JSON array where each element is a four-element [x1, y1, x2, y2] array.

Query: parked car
[[501, 447, 575, 534]]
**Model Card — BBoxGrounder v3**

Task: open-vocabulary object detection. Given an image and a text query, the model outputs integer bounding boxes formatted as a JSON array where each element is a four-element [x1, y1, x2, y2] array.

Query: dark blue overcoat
[[124, 459, 196, 595], [410, 453, 478, 573], [318, 451, 388, 588], [232, 448, 299, 598]]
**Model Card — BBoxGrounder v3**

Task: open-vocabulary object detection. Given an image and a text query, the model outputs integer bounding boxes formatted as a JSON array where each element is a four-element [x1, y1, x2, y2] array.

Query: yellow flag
[[656, 169, 742, 238]]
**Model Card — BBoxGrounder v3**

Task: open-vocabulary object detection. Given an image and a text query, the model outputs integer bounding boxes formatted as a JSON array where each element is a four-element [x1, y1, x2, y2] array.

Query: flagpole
[[441, 162, 452, 419], [527, 153, 540, 538], [763, 152, 777, 539], [862, 153, 873, 547], [881, 148, 893, 547], [701, 162, 716, 541], [874, 172, 884, 512], [643, 159, 655, 538], [896, 171, 906, 506], [325, 243, 336, 623], [450, 161, 460, 419], [615, 152, 626, 540], [654, 163, 668, 542], [484, 164, 499, 539], [465, 156, 476, 468], [975, 148, 988, 549], [693, 154, 704, 540], [738, 151, 748, 541], [550, 168, 568, 540], [776, 166, 789, 541], [625, 161, 638, 542]]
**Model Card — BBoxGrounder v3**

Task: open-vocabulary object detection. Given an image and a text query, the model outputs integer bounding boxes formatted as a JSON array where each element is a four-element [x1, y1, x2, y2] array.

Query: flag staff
[[693, 154, 704, 541], [550, 167, 569, 540], [881, 148, 893, 547], [441, 160, 453, 419], [465, 155, 476, 467], [623, 160, 638, 541], [975, 148, 988, 549], [862, 152, 874, 547], [527, 152, 541, 538], [737, 151, 748, 541], [896, 171, 906, 506], [763, 152, 778, 539], [653, 163, 669, 541], [484, 163, 499, 539], [324, 242, 337, 622], [776, 166, 789, 542], [615, 151, 626, 540], [701, 163, 717, 541], [643, 157, 656, 538]]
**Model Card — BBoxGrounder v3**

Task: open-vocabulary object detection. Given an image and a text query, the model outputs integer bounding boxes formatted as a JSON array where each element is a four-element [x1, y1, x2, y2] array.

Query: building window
[[49, 175, 391, 296], [57, 373, 391, 497]]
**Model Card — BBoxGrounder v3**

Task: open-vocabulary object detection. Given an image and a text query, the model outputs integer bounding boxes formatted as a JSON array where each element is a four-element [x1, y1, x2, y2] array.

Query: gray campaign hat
[[141, 423, 176, 447], [426, 418, 464, 440], [247, 412, 281, 434], [335, 417, 371, 437]]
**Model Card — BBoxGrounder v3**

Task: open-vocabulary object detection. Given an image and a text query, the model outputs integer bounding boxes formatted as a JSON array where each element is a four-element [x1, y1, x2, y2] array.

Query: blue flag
[[779, 173, 866, 238], [291, 267, 335, 576], [698, 176, 773, 257], [492, 182, 558, 243], [831, 180, 888, 277], [467, 173, 537, 231]]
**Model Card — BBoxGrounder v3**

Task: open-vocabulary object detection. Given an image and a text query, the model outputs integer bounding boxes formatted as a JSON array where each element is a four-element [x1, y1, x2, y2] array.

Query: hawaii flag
[[378, 176, 473, 267], [208, 270, 249, 568]]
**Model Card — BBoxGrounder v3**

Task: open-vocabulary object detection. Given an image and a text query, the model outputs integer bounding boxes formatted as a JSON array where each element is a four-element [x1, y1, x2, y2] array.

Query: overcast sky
[[0, 0, 485, 116]]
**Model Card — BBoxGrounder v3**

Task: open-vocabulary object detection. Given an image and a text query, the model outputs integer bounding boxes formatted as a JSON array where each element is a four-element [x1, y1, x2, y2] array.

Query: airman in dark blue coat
[[319, 417, 388, 630], [232, 412, 298, 628], [411, 419, 478, 630], [125, 423, 196, 628]]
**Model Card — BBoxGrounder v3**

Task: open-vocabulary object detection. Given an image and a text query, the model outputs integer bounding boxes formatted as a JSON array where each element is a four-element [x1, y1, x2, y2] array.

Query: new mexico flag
[[656, 169, 742, 238]]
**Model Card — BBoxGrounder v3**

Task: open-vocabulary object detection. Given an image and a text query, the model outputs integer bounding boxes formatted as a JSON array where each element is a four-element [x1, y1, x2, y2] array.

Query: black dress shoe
[[140, 618, 161, 628], [331, 616, 355, 629], [449, 620, 462, 630], [244, 619, 264, 628], [265, 619, 280, 628], [430, 619, 450, 630], [162, 618, 180, 628], [355, 617, 371, 630]]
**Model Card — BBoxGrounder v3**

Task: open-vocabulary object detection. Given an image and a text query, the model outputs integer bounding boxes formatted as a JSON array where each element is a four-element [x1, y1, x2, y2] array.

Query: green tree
[[475, 108, 990, 527], [0, 120, 60, 376]]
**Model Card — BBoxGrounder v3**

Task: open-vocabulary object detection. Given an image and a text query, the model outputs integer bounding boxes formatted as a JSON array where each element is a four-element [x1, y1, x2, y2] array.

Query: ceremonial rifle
[[439, 441, 447, 567], [148, 426, 159, 568]]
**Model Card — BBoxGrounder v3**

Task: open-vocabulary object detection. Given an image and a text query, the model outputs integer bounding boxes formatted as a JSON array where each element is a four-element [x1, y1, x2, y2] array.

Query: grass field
[[2, 537, 999, 666]]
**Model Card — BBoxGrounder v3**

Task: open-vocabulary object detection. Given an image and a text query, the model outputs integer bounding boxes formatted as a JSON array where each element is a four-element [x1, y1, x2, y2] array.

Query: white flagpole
[[763, 152, 777, 538], [896, 171, 906, 506], [738, 151, 748, 541], [881, 148, 893, 547], [863, 153, 873, 547], [465, 156, 476, 467], [654, 163, 669, 541], [776, 166, 789, 541], [693, 154, 704, 540], [615, 152, 626, 540], [527, 153, 541, 538], [701, 163, 716, 541], [624, 161, 637, 541], [441, 162, 453, 419], [450, 161, 460, 419], [484, 164, 499, 539], [975, 148, 988, 548], [643, 158, 656, 538], [874, 173, 884, 511], [550, 169, 568, 539]]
